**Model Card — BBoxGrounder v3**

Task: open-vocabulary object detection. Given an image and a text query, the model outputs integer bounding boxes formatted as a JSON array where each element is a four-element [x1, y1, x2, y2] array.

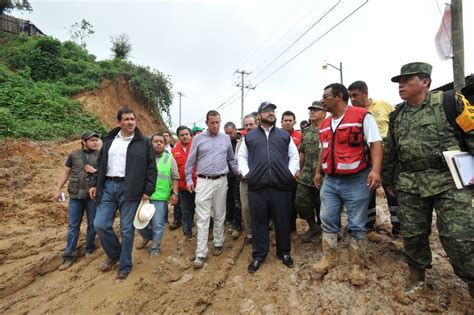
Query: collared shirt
[[185, 130, 238, 184], [237, 128, 300, 177], [106, 131, 134, 177]]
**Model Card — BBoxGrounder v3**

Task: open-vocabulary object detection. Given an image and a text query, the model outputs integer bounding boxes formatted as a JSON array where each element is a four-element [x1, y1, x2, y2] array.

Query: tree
[[110, 33, 132, 61], [0, 0, 32, 14], [67, 19, 94, 49]]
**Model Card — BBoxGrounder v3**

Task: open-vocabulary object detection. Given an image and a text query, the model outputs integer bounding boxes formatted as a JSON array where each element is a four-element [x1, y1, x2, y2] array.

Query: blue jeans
[[64, 198, 97, 259], [138, 200, 167, 251], [179, 190, 195, 236], [93, 180, 140, 274], [320, 167, 371, 240]]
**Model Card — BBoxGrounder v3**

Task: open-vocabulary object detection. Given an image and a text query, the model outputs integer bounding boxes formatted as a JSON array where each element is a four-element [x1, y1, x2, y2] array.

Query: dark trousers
[[290, 180, 297, 231], [179, 190, 195, 236], [248, 188, 292, 260]]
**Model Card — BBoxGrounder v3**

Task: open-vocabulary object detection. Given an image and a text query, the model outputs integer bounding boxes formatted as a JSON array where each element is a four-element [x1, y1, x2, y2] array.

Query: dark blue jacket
[[245, 125, 292, 191]]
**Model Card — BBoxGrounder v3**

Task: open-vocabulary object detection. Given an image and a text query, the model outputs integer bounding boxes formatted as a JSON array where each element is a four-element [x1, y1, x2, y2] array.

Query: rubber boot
[[404, 265, 425, 294], [468, 284, 474, 299], [301, 218, 321, 243], [312, 232, 337, 279], [349, 238, 367, 286]]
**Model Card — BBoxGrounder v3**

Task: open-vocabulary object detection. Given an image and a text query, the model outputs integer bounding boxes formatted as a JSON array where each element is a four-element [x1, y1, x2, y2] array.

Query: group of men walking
[[54, 61, 473, 298]]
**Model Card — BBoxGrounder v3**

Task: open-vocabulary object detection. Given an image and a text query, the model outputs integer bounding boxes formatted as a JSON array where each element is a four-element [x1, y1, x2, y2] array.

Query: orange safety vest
[[319, 106, 369, 175]]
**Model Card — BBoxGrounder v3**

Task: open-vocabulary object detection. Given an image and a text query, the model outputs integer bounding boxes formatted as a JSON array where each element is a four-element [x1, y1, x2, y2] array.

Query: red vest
[[319, 106, 369, 175], [290, 129, 301, 148], [171, 142, 196, 190]]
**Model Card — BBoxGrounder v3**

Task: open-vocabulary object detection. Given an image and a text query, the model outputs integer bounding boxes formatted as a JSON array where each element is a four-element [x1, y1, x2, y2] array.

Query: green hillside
[[0, 33, 173, 140]]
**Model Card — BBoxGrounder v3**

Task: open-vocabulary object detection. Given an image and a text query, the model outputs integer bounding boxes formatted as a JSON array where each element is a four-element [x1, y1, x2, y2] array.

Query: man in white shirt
[[90, 107, 157, 283]]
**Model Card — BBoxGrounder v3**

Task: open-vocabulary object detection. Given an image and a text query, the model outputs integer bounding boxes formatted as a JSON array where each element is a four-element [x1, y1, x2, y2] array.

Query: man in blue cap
[[238, 101, 299, 273]]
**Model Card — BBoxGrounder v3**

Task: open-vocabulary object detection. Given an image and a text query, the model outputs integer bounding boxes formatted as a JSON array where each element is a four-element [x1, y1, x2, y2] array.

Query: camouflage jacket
[[297, 124, 320, 187], [382, 91, 474, 197]]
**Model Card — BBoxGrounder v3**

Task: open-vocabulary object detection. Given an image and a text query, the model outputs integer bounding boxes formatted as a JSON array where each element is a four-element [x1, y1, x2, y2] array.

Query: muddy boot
[[404, 265, 425, 294], [301, 219, 321, 243], [312, 232, 337, 279], [349, 238, 367, 286], [469, 284, 474, 299]]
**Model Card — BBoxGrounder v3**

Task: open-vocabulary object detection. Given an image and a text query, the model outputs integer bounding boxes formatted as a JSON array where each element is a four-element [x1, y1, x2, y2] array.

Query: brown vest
[[67, 149, 99, 199]]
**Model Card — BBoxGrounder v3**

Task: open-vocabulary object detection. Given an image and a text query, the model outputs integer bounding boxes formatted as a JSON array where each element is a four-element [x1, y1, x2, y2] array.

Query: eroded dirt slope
[[0, 139, 473, 314]]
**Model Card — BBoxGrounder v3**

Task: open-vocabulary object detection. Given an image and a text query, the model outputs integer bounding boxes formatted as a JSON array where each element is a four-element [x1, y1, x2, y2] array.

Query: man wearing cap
[[383, 62, 474, 297], [54, 131, 101, 270], [348, 81, 400, 240], [90, 107, 157, 283], [238, 101, 299, 273], [185, 110, 238, 269], [294, 101, 326, 243], [313, 83, 383, 285]]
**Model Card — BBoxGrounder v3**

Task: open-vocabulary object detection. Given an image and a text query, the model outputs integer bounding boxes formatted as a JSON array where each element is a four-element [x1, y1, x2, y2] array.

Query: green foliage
[[110, 33, 132, 61], [0, 0, 32, 14], [0, 33, 174, 140], [130, 65, 173, 124], [0, 63, 106, 140], [67, 19, 94, 49]]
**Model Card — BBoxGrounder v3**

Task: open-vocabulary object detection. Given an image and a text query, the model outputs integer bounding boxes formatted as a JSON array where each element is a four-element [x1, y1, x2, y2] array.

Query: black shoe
[[280, 254, 294, 268], [115, 271, 129, 283], [248, 259, 263, 273]]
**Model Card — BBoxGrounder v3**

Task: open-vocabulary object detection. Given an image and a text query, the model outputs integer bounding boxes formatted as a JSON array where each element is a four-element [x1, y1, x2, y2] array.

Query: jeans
[[138, 200, 167, 251], [179, 190, 195, 236], [320, 167, 371, 240], [94, 180, 140, 274], [64, 198, 97, 259]]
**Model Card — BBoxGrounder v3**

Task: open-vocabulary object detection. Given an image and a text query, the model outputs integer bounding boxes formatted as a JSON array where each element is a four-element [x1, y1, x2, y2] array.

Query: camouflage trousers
[[294, 183, 321, 224], [397, 188, 474, 285]]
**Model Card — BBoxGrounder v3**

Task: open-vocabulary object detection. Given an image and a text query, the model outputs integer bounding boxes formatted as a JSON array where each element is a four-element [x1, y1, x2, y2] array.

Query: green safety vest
[[151, 152, 172, 201]]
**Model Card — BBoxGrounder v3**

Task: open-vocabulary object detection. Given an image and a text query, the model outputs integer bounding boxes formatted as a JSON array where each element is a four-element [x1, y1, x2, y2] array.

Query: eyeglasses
[[260, 108, 275, 113]]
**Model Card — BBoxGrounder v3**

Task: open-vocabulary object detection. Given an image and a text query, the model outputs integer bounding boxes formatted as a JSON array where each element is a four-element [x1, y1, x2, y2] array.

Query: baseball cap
[[258, 101, 277, 113], [391, 62, 432, 82], [308, 101, 325, 111], [81, 131, 100, 140]]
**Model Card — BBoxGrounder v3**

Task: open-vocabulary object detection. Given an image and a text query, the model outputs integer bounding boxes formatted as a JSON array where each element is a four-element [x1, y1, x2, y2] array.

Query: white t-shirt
[[330, 113, 382, 145]]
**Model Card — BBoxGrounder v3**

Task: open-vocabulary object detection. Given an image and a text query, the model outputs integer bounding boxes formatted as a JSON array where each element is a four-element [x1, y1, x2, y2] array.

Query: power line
[[251, 0, 339, 80], [254, 0, 369, 88]]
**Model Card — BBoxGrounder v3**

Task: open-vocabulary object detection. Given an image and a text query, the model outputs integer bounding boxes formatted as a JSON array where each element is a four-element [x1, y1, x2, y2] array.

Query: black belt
[[106, 176, 125, 182], [197, 174, 226, 180]]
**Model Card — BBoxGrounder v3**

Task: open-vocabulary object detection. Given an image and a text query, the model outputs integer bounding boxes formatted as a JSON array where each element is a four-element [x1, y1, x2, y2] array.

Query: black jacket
[[92, 127, 157, 202], [245, 125, 292, 191]]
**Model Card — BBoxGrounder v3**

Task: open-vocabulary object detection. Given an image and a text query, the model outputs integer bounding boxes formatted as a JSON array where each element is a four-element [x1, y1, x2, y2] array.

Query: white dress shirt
[[106, 131, 134, 177]]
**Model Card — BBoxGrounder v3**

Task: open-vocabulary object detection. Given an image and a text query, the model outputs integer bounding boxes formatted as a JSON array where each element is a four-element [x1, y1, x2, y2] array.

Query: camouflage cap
[[308, 100, 325, 111], [391, 62, 433, 82]]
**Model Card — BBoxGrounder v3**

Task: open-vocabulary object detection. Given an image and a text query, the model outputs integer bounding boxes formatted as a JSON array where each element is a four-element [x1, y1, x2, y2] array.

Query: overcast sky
[[13, 0, 474, 132]]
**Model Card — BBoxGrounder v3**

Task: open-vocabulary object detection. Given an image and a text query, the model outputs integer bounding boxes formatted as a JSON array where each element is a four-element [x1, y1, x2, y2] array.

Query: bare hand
[[89, 187, 96, 200], [142, 194, 150, 201], [294, 171, 301, 181], [53, 190, 61, 201], [187, 183, 194, 193], [170, 194, 178, 205], [313, 171, 322, 189], [83, 164, 96, 174], [385, 185, 395, 197], [367, 170, 381, 190]]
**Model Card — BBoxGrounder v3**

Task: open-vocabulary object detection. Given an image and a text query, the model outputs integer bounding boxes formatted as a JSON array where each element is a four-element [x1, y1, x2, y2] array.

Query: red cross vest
[[319, 106, 369, 175]]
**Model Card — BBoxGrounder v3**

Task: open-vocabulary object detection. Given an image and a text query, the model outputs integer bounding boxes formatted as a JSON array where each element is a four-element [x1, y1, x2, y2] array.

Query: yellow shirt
[[367, 99, 394, 139]]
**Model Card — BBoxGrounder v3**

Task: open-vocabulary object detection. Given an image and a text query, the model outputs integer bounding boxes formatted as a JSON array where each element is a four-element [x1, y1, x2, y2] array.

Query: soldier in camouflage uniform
[[383, 62, 474, 298], [295, 101, 326, 242]]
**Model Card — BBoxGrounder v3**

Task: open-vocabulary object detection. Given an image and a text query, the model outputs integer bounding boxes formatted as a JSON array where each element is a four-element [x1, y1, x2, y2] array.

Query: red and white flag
[[435, 3, 452, 60]]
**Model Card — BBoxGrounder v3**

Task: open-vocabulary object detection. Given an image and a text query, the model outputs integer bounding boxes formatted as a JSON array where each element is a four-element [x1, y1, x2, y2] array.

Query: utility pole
[[235, 69, 255, 128], [177, 92, 185, 126], [451, 0, 465, 92]]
